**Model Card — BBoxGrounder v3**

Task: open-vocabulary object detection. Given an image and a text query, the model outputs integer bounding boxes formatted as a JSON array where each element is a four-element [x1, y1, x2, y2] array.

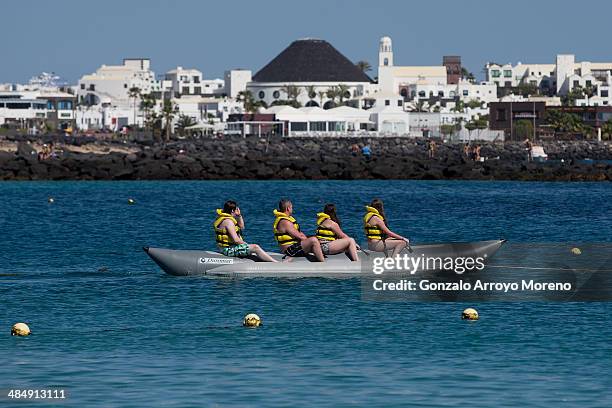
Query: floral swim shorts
[[221, 243, 250, 258]]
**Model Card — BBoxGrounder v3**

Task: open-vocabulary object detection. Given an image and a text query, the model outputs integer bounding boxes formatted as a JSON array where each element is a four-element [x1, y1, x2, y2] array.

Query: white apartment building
[[376, 37, 496, 106], [485, 54, 612, 105], [77, 58, 156, 107], [224, 69, 252, 98], [164, 66, 225, 97]]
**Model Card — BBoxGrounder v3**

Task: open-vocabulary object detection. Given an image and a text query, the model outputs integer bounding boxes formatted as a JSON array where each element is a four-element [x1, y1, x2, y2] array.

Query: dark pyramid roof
[[253, 39, 372, 83]]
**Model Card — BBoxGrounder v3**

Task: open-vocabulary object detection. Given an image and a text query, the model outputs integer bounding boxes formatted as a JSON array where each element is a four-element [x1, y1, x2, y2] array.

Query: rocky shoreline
[[1, 136, 611, 181]]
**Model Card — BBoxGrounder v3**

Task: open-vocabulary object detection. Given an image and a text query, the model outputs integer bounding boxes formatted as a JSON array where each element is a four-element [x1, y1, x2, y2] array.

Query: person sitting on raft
[[315, 203, 359, 261], [363, 198, 410, 257], [214, 200, 277, 262], [273, 199, 325, 262]]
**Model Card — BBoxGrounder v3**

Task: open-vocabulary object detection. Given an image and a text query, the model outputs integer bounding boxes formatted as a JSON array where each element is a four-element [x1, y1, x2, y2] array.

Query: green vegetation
[[356, 60, 372, 73], [175, 115, 196, 136], [514, 119, 534, 140], [518, 82, 539, 97]]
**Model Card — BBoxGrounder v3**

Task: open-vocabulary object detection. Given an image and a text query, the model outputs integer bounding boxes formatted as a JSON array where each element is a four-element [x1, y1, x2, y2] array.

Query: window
[[503, 70, 512, 77], [491, 70, 501, 78], [496, 108, 506, 121], [58, 101, 73, 110], [384, 58, 389, 66], [80, 84, 85, 90], [291, 122, 307, 131], [47, 101, 55, 110], [194, 87, 201, 94], [193, 76, 200, 83], [124, 84, 128, 88], [505, 81, 512, 87], [385, 99, 390, 106], [463, 90, 469, 96], [273, 90, 280, 99], [573, 80, 580, 88], [586, 80, 592, 87], [89, 84, 95, 91], [400, 88, 408, 97], [182, 86, 189, 94], [418, 91, 426, 97], [530, 80, 537, 85], [397, 100, 403, 107], [601, 90, 609, 97], [258, 91, 265, 99], [309, 121, 326, 131]]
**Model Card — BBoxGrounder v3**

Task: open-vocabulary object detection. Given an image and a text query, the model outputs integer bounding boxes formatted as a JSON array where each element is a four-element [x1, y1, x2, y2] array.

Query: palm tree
[[237, 90, 261, 113], [337, 84, 351, 105], [128, 87, 141, 126], [176, 115, 196, 136], [325, 86, 340, 108], [161, 99, 177, 142], [317, 90, 327, 107], [305, 85, 317, 102], [281, 84, 302, 104], [139, 93, 156, 130], [356, 60, 372, 73]]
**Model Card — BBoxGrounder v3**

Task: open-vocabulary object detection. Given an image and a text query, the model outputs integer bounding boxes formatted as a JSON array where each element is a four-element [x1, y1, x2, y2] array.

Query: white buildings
[[485, 54, 612, 105], [77, 58, 156, 107], [246, 39, 374, 109], [224, 69, 252, 98], [375, 36, 498, 109], [0, 76, 76, 130], [164, 66, 224, 97]]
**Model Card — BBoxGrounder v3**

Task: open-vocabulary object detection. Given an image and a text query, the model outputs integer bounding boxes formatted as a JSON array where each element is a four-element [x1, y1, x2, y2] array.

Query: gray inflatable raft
[[144, 240, 506, 278]]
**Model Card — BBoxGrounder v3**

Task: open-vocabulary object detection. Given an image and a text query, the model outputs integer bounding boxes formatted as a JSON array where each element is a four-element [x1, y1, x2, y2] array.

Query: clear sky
[[2, 0, 611, 84]]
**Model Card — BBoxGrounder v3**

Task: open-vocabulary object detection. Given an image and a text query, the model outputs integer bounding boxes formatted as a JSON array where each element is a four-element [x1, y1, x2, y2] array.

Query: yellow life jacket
[[213, 209, 242, 247], [315, 213, 338, 241], [273, 209, 300, 247], [364, 206, 385, 240]]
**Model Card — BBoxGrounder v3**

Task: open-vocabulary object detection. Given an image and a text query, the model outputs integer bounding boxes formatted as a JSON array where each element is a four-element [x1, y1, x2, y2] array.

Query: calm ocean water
[[1, 180, 611, 407]]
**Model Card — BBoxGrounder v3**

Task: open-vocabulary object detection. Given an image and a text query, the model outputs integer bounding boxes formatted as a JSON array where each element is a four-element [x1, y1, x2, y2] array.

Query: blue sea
[[1, 180, 611, 407]]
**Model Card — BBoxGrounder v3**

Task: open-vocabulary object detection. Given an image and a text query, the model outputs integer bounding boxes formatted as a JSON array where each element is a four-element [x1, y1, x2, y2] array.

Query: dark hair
[[278, 199, 292, 212], [370, 198, 387, 226], [223, 200, 237, 214], [323, 203, 340, 226]]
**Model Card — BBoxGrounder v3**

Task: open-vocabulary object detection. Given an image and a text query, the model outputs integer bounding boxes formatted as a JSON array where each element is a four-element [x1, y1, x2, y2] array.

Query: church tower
[[379, 36, 393, 67]]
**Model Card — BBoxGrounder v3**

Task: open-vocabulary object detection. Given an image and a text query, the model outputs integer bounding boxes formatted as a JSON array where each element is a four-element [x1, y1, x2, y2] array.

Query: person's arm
[[280, 219, 307, 241], [327, 220, 348, 239], [223, 219, 245, 244], [234, 207, 245, 230], [371, 216, 407, 241]]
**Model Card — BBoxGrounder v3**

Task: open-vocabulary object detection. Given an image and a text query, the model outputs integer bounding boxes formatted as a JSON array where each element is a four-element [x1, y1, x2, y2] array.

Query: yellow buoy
[[243, 313, 262, 327], [462, 308, 479, 320], [48, 197, 54, 203], [571, 247, 581, 255], [127, 198, 135, 205], [11, 322, 31, 336]]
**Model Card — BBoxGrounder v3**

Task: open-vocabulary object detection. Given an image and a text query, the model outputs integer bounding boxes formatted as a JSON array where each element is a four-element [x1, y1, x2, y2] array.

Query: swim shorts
[[284, 242, 306, 257], [319, 241, 330, 255], [221, 243, 250, 258]]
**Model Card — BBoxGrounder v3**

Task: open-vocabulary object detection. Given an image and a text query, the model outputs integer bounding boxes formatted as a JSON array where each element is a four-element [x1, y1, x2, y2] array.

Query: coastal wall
[[0, 137, 610, 181]]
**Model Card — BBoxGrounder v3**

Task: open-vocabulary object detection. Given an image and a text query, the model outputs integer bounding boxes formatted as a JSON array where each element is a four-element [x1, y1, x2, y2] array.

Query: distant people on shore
[[524, 138, 533, 162], [38, 142, 54, 161], [350, 143, 360, 157], [315, 203, 359, 261], [427, 139, 437, 159], [361, 144, 372, 160]]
